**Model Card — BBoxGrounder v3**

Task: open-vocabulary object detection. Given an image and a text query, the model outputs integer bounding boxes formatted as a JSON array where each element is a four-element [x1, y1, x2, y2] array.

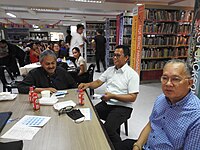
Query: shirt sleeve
[[78, 57, 85, 65], [184, 119, 200, 150], [127, 72, 139, 93], [99, 68, 110, 82]]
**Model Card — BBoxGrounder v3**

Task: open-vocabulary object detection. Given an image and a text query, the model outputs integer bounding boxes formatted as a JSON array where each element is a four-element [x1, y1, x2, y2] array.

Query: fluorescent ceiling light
[[6, 12, 16, 18], [32, 24, 39, 28], [136, 3, 143, 6], [69, 0, 104, 3]]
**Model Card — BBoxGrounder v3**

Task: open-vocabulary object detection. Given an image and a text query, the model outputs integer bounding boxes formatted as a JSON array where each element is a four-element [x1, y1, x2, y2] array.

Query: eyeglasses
[[58, 106, 74, 116], [160, 76, 190, 85], [113, 53, 122, 59]]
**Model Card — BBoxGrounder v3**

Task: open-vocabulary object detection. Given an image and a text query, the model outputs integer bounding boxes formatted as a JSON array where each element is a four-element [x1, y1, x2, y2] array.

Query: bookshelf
[[105, 18, 116, 67], [30, 32, 49, 41], [119, 13, 133, 47], [6, 28, 29, 44], [86, 22, 105, 62], [139, 7, 193, 81]]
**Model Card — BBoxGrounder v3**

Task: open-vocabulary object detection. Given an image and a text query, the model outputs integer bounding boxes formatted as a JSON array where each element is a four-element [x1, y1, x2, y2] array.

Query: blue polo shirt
[[144, 91, 200, 150]]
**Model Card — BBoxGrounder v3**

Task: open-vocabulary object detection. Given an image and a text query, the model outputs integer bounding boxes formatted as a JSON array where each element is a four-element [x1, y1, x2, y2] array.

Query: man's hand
[[34, 87, 57, 93], [101, 92, 113, 101], [78, 83, 90, 90]]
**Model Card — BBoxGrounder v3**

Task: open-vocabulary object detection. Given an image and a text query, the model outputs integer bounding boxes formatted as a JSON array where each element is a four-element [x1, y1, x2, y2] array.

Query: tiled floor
[[0, 64, 162, 140]]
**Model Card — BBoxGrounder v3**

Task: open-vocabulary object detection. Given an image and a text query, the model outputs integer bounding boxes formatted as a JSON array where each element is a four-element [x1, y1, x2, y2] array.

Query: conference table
[[0, 89, 114, 150]]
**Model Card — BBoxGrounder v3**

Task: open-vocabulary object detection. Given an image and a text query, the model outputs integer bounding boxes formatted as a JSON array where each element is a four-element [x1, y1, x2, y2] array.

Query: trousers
[[95, 101, 132, 143]]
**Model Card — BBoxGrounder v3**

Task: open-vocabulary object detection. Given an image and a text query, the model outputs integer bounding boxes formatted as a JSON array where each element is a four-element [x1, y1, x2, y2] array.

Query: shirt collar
[[165, 90, 192, 107], [114, 63, 128, 73]]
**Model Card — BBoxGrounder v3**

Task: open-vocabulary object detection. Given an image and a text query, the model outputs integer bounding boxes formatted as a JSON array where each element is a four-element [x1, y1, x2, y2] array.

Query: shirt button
[[162, 128, 164, 130], [148, 146, 150, 148], [170, 106, 172, 108], [163, 117, 165, 119], [153, 136, 155, 138]]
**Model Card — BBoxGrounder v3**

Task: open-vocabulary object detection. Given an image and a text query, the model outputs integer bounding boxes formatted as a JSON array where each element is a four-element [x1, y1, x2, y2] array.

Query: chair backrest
[[87, 64, 95, 82], [0, 66, 15, 85]]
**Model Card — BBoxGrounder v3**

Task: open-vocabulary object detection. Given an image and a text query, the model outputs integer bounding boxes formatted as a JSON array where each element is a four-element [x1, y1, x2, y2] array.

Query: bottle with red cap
[[32, 93, 40, 110], [29, 86, 34, 103], [78, 89, 84, 105]]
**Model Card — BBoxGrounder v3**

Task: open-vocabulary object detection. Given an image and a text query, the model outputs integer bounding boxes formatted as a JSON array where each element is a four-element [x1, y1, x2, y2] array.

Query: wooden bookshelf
[[105, 18, 116, 67], [138, 7, 193, 81], [86, 22, 105, 62]]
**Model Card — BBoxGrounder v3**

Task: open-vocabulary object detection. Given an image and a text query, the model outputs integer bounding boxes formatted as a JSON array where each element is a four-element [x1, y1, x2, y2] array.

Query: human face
[[72, 49, 80, 59], [32, 44, 38, 50], [113, 48, 128, 69], [77, 27, 84, 34], [53, 44, 60, 52], [161, 63, 193, 103], [41, 55, 57, 75]]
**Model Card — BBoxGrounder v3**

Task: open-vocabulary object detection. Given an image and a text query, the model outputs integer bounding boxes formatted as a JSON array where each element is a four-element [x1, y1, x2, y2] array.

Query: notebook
[[0, 112, 12, 133]]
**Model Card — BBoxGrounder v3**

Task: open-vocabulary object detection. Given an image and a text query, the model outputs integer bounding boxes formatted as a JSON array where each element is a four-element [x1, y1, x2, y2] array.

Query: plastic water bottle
[[32, 93, 40, 110], [78, 89, 84, 105], [29, 86, 34, 103]]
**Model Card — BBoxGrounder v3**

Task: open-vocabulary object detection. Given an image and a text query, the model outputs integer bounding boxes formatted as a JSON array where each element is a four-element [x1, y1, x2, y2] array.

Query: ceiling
[[0, 0, 195, 27]]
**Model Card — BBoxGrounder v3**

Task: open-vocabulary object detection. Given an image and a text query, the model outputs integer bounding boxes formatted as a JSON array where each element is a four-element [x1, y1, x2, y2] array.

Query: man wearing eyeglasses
[[115, 59, 200, 150], [78, 45, 140, 146]]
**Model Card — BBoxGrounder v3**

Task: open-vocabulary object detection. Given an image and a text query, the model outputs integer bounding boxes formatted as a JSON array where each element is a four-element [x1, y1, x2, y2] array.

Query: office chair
[[0, 66, 19, 93], [86, 64, 95, 95], [117, 120, 128, 136]]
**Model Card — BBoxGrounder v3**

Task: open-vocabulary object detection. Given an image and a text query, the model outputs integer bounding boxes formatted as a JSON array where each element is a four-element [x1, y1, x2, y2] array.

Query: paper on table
[[15, 115, 51, 127], [92, 94, 104, 99], [0, 92, 17, 101], [79, 108, 91, 121], [53, 100, 76, 111], [1, 125, 40, 140]]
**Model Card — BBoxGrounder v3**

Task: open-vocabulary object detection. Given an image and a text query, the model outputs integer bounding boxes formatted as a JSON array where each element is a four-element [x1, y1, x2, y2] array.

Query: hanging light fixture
[[6, 12, 16, 18]]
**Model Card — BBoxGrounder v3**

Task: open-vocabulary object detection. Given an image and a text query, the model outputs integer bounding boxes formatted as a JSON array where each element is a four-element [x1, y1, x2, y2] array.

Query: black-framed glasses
[[58, 106, 74, 116], [113, 53, 123, 59], [160, 75, 190, 85]]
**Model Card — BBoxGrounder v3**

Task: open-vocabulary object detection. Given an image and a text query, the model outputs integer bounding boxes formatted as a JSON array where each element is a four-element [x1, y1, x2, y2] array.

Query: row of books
[[123, 37, 131, 45], [86, 31, 96, 36], [109, 21, 116, 27], [110, 29, 116, 36], [143, 36, 189, 45], [123, 26, 132, 35], [86, 24, 104, 29], [141, 47, 188, 58], [109, 37, 116, 43], [141, 60, 167, 70], [145, 9, 194, 22], [123, 17, 132, 25], [143, 23, 191, 34], [109, 45, 116, 51]]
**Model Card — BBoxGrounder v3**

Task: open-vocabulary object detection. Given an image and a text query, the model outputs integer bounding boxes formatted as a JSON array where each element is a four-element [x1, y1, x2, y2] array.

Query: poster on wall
[[130, 5, 145, 75], [189, 0, 200, 98]]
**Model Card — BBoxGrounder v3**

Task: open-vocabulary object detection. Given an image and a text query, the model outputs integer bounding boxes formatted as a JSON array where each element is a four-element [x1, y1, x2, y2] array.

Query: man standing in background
[[69, 24, 85, 57], [93, 29, 106, 72]]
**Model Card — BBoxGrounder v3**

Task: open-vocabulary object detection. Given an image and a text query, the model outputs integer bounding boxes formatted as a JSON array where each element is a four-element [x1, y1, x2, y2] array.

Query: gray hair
[[39, 50, 57, 62], [164, 59, 192, 77]]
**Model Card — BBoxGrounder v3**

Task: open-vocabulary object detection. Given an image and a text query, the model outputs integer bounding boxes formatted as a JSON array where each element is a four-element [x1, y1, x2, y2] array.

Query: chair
[[86, 64, 95, 95], [117, 120, 128, 136], [0, 66, 19, 93]]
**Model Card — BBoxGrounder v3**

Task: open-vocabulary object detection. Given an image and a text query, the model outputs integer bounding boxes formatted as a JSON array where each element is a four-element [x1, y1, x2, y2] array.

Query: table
[[0, 89, 113, 150]]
